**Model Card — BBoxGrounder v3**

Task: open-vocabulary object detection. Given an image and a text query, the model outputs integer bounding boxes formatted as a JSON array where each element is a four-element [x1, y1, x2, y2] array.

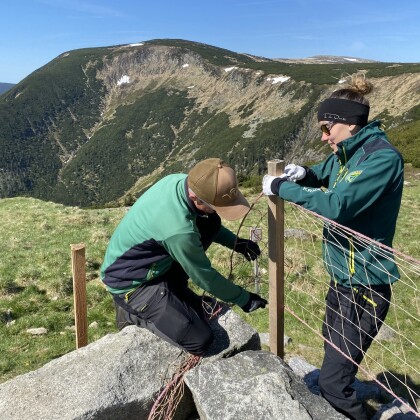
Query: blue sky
[[1, 0, 419, 83]]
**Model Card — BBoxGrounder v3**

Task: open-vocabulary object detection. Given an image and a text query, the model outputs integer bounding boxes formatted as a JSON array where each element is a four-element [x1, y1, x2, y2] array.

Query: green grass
[[0, 168, 419, 412], [0, 199, 124, 380]]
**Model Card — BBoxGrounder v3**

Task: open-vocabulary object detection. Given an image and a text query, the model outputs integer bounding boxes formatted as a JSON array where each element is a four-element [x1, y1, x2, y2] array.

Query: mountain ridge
[[0, 39, 419, 207], [272, 55, 379, 64], [0, 83, 15, 95]]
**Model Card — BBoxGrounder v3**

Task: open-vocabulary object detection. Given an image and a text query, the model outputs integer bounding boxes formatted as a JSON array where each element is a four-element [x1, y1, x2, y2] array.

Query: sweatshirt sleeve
[[279, 150, 403, 223], [162, 232, 250, 306]]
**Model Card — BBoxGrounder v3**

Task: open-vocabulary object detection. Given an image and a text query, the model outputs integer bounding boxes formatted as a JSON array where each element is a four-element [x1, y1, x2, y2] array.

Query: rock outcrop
[[0, 305, 414, 419], [0, 308, 260, 420], [4, 304, 411, 419], [184, 350, 346, 420]]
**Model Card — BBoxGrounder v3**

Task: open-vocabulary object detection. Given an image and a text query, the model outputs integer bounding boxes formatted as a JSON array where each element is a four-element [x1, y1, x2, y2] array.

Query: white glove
[[284, 164, 306, 182], [262, 174, 287, 195]]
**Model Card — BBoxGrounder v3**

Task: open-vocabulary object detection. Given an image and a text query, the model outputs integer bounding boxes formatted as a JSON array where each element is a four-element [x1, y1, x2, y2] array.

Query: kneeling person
[[101, 158, 267, 355]]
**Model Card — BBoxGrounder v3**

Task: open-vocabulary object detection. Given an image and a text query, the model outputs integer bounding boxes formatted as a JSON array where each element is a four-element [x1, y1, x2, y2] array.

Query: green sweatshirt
[[101, 174, 250, 307], [279, 120, 404, 287]]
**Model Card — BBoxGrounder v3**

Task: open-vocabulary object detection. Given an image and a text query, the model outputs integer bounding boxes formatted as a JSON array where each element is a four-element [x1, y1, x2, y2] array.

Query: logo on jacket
[[345, 170, 363, 183]]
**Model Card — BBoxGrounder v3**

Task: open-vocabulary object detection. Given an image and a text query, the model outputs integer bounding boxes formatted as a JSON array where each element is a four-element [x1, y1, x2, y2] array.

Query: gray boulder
[[0, 326, 189, 420], [184, 350, 346, 420], [204, 305, 261, 361], [284, 228, 313, 240], [0, 307, 259, 420], [288, 356, 321, 394], [372, 399, 419, 419], [376, 324, 397, 342], [258, 332, 291, 348]]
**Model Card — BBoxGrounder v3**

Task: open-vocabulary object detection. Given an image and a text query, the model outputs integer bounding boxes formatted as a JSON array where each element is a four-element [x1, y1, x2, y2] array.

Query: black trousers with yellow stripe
[[318, 280, 391, 420]]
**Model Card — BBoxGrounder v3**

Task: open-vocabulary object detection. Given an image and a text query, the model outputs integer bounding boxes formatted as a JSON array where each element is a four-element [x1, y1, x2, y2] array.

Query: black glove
[[234, 238, 261, 261], [241, 292, 268, 313]]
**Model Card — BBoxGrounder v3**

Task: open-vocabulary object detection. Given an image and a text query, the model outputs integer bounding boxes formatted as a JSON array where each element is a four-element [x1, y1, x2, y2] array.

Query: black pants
[[318, 280, 391, 420], [114, 212, 221, 355]]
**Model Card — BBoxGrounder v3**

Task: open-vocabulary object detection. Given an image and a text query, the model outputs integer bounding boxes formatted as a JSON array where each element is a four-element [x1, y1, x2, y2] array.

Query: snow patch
[[343, 57, 358, 62], [267, 76, 290, 85], [224, 66, 237, 72], [187, 86, 195, 89], [123, 43, 144, 47], [117, 75, 130, 86], [182, 64, 189, 68]]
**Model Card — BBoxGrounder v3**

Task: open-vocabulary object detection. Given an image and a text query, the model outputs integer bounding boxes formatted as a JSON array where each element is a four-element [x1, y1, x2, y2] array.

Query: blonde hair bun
[[342, 72, 373, 95]]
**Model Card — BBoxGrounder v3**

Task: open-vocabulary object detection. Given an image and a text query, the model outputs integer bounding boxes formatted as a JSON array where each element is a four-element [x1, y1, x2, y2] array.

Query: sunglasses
[[320, 121, 336, 135]]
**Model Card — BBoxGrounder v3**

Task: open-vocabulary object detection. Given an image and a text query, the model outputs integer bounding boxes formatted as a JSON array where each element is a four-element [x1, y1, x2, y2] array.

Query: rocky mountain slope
[[0, 39, 419, 206]]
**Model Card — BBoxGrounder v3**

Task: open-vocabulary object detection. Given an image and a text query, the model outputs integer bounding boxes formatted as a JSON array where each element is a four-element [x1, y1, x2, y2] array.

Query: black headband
[[317, 98, 370, 126]]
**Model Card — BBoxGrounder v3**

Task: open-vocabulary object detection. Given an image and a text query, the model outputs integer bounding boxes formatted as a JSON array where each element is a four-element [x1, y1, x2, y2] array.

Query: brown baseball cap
[[188, 158, 250, 221]]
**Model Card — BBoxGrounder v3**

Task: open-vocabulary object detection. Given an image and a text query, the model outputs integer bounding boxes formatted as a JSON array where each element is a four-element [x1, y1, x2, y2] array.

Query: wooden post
[[71, 243, 88, 349], [267, 159, 285, 358]]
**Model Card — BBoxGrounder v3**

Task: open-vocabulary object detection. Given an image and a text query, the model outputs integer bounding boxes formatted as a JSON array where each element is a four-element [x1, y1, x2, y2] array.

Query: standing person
[[101, 158, 267, 356], [262, 73, 404, 419]]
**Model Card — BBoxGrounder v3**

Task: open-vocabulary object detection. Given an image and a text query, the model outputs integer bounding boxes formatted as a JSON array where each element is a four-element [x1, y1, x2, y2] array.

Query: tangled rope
[[148, 297, 225, 420], [147, 352, 203, 420]]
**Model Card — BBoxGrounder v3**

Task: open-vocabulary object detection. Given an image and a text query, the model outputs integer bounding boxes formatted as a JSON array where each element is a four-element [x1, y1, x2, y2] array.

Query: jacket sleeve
[[298, 154, 335, 188], [214, 225, 237, 248], [162, 232, 250, 306], [279, 150, 403, 223]]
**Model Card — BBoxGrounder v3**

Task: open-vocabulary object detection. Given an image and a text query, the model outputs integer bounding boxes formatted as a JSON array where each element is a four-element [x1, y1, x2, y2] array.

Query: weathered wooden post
[[267, 159, 285, 358], [71, 243, 88, 349], [250, 227, 263, 294]]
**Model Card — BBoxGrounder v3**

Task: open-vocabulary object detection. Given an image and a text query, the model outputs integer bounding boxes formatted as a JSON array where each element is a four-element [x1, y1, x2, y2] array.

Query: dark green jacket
[[279, 120, 404, 287], [100, 174, 250, 307]]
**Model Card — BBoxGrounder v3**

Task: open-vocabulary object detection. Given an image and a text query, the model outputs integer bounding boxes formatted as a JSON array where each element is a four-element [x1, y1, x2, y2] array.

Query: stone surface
[[372, 399, 419, 420], [288, 356, 321, 394], [258, 332, 291, 348], [26, 327, 48, 335], [0, 326, 193, 420], [185, 350, 346, 420], [4, 305, 402, 420], [204, 304, 261, 362], [0, 306, 260, 420], [376, 324, 396, 342], [284, 228, 312, 240]]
